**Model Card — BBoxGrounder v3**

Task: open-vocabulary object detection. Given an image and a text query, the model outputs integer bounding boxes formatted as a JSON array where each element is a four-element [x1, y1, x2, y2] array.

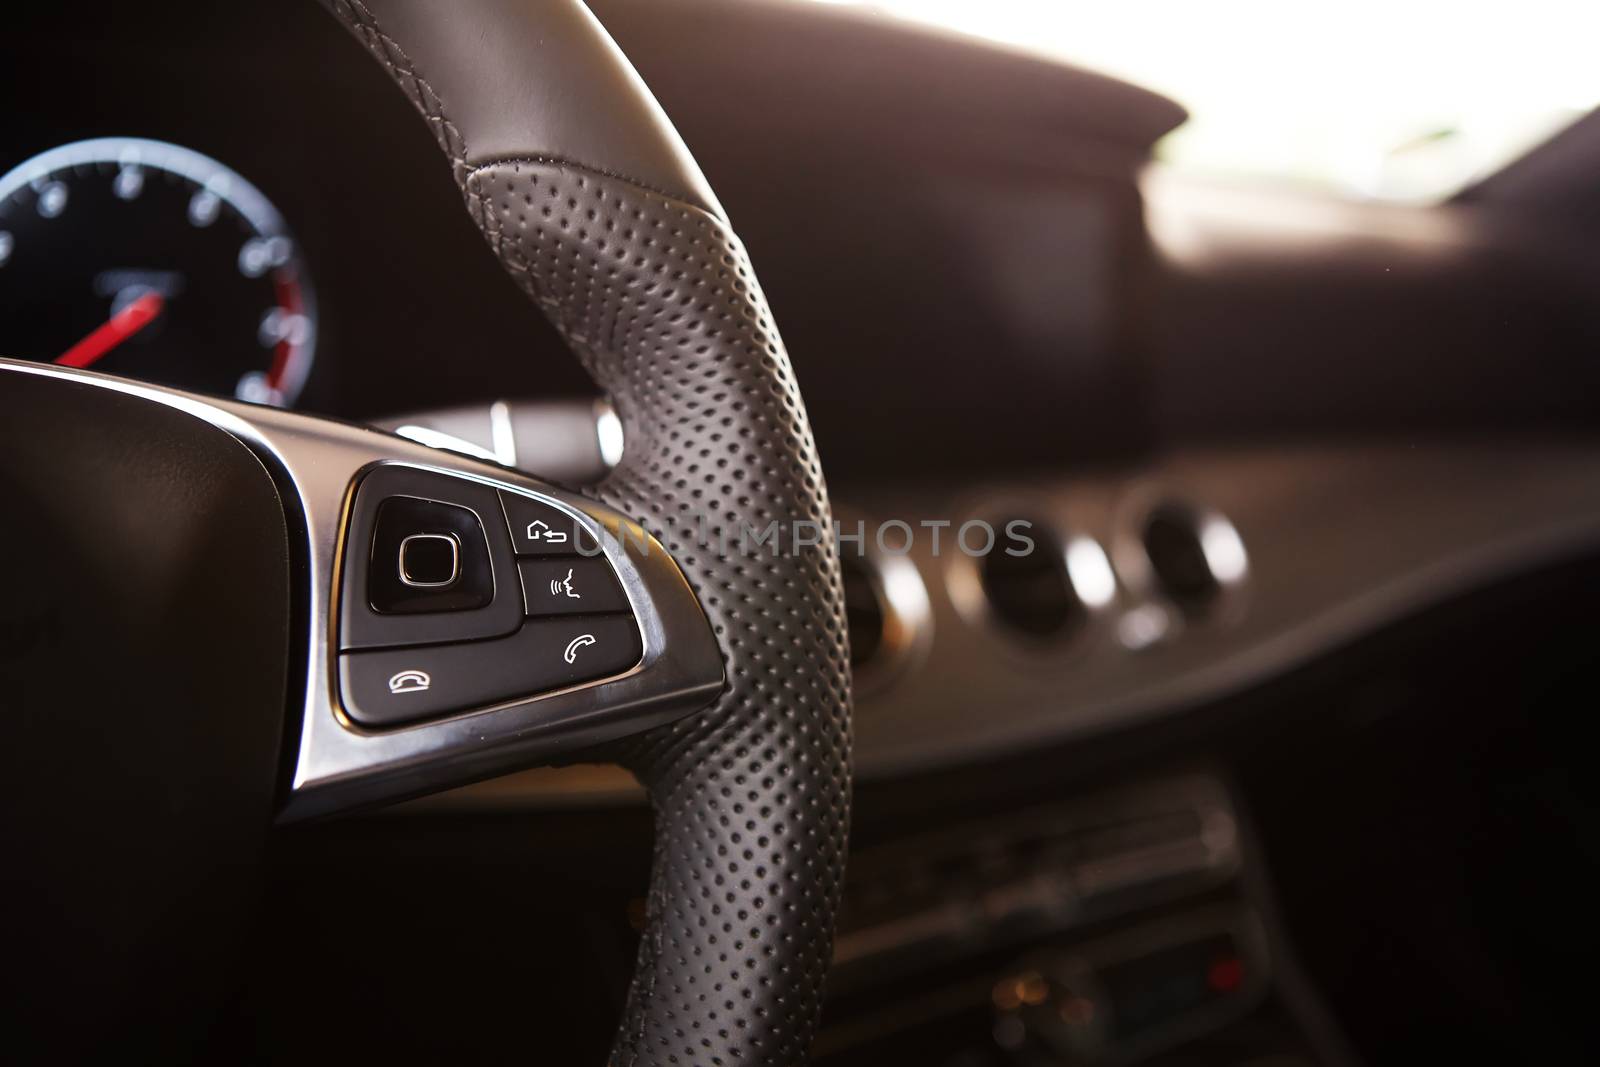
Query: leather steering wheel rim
[[319, 2, 854, 1063]]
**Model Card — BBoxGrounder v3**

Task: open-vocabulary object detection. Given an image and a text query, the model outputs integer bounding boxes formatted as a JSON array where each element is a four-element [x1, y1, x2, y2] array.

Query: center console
[[815, 773, 1339, 1067]]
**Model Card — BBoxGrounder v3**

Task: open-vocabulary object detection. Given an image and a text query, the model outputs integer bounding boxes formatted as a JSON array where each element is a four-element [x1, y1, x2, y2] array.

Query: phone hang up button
[[339, 615, 644, 728]]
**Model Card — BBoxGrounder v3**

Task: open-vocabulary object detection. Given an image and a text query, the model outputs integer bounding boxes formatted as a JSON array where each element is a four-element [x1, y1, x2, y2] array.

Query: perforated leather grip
[[319, 2, 853, 1063]]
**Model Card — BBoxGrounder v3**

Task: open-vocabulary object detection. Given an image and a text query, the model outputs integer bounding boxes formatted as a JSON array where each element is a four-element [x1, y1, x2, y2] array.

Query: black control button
[[340, 614, 645, 728], [340, 466, 522, 651], [518, 557, 630, 616], [499, 490, 597, 556], [368, 496, 492, 614], [399, 534, 459, 588]]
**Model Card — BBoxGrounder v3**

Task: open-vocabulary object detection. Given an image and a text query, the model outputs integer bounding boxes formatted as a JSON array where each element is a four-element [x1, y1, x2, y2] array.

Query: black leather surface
[[0, 374, 290, 1061], [327, 0, 722, 217], [319, 2, 853, 1063]]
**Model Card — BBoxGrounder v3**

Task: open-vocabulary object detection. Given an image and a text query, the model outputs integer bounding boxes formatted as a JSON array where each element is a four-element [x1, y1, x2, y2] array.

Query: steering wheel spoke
[[0, 358, 724, 821]]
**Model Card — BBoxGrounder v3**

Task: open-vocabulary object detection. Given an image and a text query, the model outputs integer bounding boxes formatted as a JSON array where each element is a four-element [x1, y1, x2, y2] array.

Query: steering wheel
[[0, 2, 852, 1063]]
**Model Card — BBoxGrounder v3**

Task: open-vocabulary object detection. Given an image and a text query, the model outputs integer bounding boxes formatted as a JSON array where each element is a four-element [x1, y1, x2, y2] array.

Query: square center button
[[518, 557, 630, 616]]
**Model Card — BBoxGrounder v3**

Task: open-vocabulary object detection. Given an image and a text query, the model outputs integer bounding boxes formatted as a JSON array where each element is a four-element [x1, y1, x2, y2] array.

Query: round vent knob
[[978, 520, 1085, 639], [834, 528, 930, 695], [840, 552, 885, 668], [1140, 502, 1247, 617]]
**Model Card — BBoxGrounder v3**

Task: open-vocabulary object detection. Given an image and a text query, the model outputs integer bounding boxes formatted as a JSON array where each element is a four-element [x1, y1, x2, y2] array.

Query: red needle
[[54, 291, 165, 369]]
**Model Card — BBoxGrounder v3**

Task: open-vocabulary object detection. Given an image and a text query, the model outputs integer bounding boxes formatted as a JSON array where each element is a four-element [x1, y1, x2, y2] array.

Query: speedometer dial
[[0, 137, 316, 406]]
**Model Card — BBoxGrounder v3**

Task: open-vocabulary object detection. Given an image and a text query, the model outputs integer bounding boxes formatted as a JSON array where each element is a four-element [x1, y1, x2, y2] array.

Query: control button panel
[[518, 557, 630, 615], [338, 465, 645, 730], [368, 496, 491, 614], [340, 614, 643, 727], [500, 490, 597, 556]]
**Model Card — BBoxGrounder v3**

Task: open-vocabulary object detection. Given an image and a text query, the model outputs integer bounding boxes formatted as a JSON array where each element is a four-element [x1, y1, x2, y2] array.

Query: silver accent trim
[[1063, 536, 1118, 610], [391, 423, 501, 464], [0, 358, 725, 821], [594, 399, 625, 469], [488, 399, 517, 466]]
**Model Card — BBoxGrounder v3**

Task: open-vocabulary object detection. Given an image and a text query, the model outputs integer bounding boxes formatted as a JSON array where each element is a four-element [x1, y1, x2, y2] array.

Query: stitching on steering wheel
[[320, 4, 855, 1063]]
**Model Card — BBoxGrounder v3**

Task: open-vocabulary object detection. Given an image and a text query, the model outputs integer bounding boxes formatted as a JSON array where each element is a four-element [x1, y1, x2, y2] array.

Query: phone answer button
[[339, 614, 643, 728]]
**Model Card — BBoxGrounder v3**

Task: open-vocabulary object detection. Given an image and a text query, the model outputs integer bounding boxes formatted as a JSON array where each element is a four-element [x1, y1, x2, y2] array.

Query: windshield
[[803, 0, 1598, 201]]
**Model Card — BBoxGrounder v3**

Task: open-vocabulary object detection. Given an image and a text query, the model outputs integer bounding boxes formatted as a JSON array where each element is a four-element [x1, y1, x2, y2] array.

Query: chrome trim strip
[[391, 423, 502, 463], [594, 399, 625, 469], [488, 399, 517, 466]]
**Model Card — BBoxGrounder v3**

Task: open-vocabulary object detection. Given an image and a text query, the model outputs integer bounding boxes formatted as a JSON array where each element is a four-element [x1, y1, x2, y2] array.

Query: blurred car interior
[[2, 1, 1596, 1063]]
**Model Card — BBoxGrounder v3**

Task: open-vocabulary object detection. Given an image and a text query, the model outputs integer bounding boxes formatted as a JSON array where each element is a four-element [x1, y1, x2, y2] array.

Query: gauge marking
[[187, 189, 221, 227], [113, 166, 143, 201], [36, 181, 67, 218], [0, 137, 317, 406]]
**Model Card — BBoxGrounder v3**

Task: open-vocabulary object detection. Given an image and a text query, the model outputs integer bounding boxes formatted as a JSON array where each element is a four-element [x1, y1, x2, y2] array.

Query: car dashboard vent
[[841, 552, 886, 669], [978, 517, 1086, 640]]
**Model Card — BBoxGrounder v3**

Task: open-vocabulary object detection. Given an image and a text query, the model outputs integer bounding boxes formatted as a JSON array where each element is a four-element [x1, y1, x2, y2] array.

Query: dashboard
[[8, 2, 1598, 470], [0, 0, 1185, 474]]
